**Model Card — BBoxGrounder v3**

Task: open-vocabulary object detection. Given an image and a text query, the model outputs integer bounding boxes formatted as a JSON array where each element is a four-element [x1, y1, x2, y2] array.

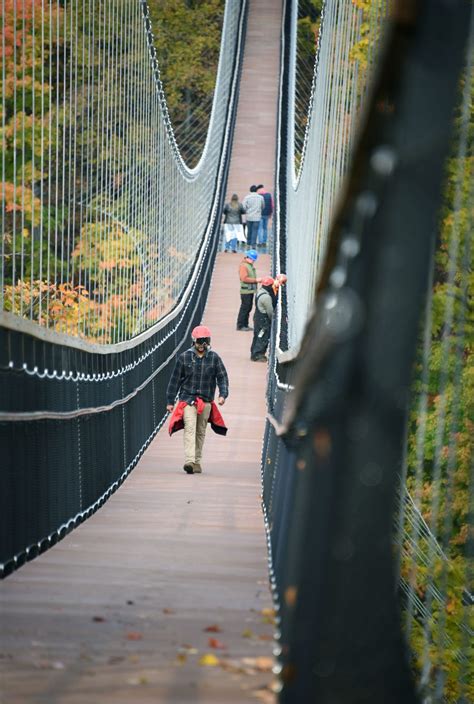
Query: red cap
[[192, 325, 211, 339], [261, 276, 275, 286]]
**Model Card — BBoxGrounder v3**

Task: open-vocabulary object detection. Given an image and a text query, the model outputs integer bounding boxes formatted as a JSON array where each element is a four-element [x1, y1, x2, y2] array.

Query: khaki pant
[[183, 403, 211, 465]]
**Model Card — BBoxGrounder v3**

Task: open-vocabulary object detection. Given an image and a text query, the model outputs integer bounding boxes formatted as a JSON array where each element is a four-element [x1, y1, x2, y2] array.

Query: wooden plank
[[225, 0, 282, 228]]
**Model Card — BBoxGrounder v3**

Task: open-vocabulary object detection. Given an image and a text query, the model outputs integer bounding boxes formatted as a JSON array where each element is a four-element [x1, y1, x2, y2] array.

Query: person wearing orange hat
[[275, 273, 287, 287], [250, 276, 276, 362], [250, 274, 287, 362], [166, 325, 229, 474]]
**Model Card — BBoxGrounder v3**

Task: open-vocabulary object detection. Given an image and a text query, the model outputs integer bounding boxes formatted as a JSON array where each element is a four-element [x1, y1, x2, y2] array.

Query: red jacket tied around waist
[[168, 398, 228, 437]]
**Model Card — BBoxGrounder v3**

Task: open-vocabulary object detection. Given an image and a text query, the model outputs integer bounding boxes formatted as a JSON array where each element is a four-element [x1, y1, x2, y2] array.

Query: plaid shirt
[[166, 347, 229, 405]]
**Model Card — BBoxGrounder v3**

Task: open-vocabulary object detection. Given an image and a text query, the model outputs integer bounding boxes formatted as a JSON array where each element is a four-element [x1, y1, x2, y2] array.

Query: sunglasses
[[195, 338, 210, 345]]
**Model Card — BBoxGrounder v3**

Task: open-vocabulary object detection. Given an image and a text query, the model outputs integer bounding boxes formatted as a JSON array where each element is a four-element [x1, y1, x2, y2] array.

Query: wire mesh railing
[[1, 0, 241, 345], [147, 2, 225, 169], [283, 0, 388, 354]]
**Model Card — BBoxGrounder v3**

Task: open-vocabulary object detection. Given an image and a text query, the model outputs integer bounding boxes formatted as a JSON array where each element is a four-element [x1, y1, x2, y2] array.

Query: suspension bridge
[[1, 1, 472, 703]]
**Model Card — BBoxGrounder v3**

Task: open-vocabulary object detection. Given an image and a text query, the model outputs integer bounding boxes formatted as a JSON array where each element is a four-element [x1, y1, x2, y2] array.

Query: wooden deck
[[225, 0, 282, 204], [0, 1, 282, 700], [1, 252, 274, 704]]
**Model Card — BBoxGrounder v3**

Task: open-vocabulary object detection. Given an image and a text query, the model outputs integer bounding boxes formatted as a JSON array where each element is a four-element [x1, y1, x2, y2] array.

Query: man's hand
[[166, 404, 174, 413], [217, 397, 225, 406]]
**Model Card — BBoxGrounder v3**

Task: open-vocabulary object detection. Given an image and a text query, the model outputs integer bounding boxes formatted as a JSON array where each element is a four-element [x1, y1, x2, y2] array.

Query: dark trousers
[[237, 293, 254, 329], [251, 307, 271, 359]]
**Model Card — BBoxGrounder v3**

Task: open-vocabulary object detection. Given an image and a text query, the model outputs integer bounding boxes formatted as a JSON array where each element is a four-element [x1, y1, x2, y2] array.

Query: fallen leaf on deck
[[208, 637, 226, 649], [261, 614, 275, 625], [179, 644, 198, 654], [125, 632, 143, 641], [219, 659, 257, 676], [107, 655, 125, 665], [203, 624, 221, 633], [92, 616, 106, 622], [241, 629, 254, 638], [259, 634, 273, 641], [261, 608, 275, 617], [163, 608, 175, 615], [242, 656, 274, 672], [35, 660, 65, 670], [175, 653, 187, 665], [253, 685, 277, 703], [198, 653, 219, 666], [269, 679, 281, 693], [127, 675, 148, 685]]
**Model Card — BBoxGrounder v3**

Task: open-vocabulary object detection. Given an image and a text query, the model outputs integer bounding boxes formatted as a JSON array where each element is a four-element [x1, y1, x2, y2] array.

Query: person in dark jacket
[[250, 277, 276, 362], [222, 193, 245, 253], [250, 274, 287, 362], [166, 326, 229, 474], [256, 184, 273, 250]]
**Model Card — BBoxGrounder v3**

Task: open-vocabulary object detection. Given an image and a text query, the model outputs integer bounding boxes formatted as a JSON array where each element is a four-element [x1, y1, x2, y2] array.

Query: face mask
[[194, 338, 210, 349]]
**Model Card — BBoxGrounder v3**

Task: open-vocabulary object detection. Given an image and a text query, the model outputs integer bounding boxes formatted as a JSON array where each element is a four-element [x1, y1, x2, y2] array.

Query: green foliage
[[294, 3, 322, 170], [349, 0, 385, 102], [1, 1, 174, 341], [401, 70, 473, 700], [148, 0, 224, 166]]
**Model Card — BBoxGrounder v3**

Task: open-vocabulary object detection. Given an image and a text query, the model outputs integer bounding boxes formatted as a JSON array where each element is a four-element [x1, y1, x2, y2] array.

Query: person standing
[[222, 193, 246, 253], [166, 326, 229, 474], [256, 184, 273, 250], [250, 274, 287, 362], [242, 185, 264, 247], [236, 249, 262, 331]]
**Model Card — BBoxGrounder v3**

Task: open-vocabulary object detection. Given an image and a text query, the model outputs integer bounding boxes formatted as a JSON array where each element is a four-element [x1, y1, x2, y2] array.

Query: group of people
[[166, 184, 285, 474], [222, 184, 273, 253]]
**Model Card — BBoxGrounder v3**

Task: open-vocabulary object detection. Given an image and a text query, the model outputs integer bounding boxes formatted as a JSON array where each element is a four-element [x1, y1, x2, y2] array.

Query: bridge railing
[[263, 1, 472, 702], [1, 0, 243, 344]]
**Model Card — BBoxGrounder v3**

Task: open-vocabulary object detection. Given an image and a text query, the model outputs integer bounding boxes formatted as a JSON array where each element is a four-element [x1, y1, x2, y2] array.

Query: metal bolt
[[330, 265, 346, 289], [356, 191, 378, 218], [371, 145, 397, 176], [341, 236, 360, 258]]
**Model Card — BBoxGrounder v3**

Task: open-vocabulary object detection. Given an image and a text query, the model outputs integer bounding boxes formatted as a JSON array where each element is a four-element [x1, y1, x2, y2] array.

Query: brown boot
[[193, 463, 202, 473]]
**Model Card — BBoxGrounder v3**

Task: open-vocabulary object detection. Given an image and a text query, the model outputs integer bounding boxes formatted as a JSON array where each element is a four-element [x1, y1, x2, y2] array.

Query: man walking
[[242, 185, 264, 247], [166, 326, 228, 474], [236, 249, 262, 331], [256, 184, 273, 250]]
